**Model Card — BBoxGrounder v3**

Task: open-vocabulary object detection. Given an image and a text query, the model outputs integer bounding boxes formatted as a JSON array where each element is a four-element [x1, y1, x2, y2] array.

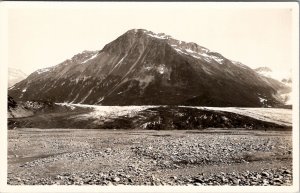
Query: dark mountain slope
[[9, 29, 288, 107]]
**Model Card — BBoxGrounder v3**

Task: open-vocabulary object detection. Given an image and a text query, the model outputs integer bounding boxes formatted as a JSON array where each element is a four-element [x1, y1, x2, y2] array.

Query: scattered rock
[[261, 172, 270, 178], [112, 177, 120, 182]]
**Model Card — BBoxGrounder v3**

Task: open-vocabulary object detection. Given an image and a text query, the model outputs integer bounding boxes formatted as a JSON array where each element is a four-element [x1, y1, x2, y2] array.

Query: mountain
[[8, 29, 289, 107], [254, 67, 272, 78], [255, 67, 292, 105], [8, 67, 27, 87], [254, 67, 291, 83]]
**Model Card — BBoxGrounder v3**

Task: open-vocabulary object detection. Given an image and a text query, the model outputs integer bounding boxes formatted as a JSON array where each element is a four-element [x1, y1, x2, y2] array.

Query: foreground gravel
[[8, 168, 292, 186], [8, 129, 292, 186]]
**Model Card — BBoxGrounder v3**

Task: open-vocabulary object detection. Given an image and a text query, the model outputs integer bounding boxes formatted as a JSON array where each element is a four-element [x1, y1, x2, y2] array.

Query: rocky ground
[[8, 128, 292, 186]]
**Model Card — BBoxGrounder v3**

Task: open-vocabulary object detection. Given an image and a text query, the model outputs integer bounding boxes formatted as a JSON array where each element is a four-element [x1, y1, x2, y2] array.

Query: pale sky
[[6, 2, 298, 78]]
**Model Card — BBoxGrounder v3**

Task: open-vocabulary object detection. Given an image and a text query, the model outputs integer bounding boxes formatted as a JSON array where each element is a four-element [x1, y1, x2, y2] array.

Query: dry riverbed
[[8, 128, 292, 186]]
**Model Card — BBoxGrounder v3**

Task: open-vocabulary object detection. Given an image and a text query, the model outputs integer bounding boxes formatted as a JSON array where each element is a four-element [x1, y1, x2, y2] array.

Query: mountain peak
[[124, 29, 173, 40], [126, 28, 148, 33], [70, 50, 99, 63], [255, 67, 272, 73], [121, 29, 211, 58]]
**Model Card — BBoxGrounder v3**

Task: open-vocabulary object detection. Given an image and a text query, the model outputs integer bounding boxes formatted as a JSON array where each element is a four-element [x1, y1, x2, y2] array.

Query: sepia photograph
[[0, 1, 299, 193]]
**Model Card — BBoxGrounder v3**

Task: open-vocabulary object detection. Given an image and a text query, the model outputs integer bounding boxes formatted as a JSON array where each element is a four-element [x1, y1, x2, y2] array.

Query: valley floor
[[8, 128, 292, 186]]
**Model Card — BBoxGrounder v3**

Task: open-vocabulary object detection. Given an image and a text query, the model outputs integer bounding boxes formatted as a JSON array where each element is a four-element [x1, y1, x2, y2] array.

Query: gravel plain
[[8, 128, 292, 186]]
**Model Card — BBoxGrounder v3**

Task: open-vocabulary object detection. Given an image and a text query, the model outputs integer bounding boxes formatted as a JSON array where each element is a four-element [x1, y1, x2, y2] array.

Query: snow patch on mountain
[[70, 93, 80, 104], [157, 64, 166, 74], [147, 33, 167, 39], [37, 68, 51, 74], [79, 89, 93, 104], [200, 53, 213, 62], [172, 46, 224, 64], [146, 31, 171, 40], [97, 97, 104, 104], [142, 63, 168, 76], [56, 102, 76, 110], [200, 53, 224, 64], [186, 48, 196, 54], [116, 55, 126, 67], [82, 53, 98, 64], [174, 48, 189, 55], [258, 97, 267, 103], [210, 55, 224, 64], [109, 55, 127, 73], [191, 55, 202, 60], [82, 76, 91, 81], [200, 47, 209, 53]]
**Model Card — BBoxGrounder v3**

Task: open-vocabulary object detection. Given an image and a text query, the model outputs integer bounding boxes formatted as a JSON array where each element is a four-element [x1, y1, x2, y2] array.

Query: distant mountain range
[[8, 29, 290, 107], [254, 67, 292, 83], [254, 67, 292, 105], [8, 68, 27, 88]]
